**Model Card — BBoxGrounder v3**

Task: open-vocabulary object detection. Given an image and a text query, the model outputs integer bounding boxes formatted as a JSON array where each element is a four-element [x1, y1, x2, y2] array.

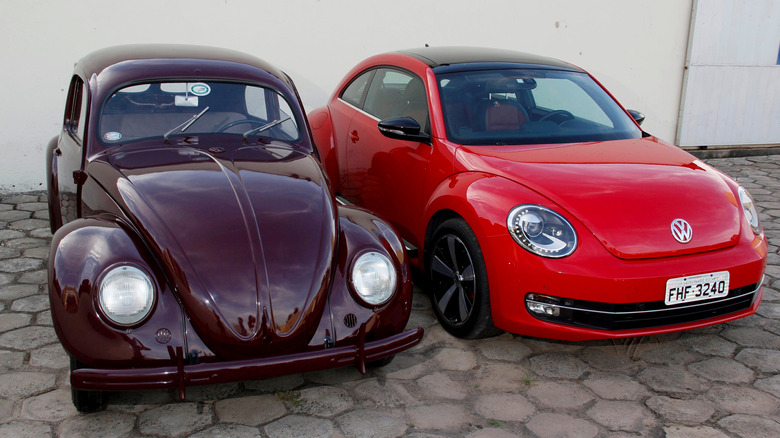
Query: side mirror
[[377, 117, 431, 144], [627, 110, 645, 126]]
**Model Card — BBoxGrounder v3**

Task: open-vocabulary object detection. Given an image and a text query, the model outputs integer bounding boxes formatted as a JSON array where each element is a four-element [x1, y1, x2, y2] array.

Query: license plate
[[665, 271, 730, 305]]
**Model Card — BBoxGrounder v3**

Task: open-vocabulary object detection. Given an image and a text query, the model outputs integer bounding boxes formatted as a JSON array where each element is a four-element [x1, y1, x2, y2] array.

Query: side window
[[65, 77, 89, 143], [246, 87, 268, 119], [363, 68, 428, 132], [341, 71, 373, 107]]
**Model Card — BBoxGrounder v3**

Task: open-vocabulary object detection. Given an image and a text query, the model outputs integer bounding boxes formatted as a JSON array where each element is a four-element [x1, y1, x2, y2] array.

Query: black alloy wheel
[[428, 218, 501, 339]]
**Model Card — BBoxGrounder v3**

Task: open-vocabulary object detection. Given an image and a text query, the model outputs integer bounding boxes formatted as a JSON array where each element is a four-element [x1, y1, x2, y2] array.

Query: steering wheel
[[539, 110, 575, 124], [217, 119, 264, 133]]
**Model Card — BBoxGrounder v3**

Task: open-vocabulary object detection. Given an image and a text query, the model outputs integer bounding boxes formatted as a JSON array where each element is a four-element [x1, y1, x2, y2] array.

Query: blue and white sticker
[[104, 131, 122, 141], [189, 83, 211, 96]]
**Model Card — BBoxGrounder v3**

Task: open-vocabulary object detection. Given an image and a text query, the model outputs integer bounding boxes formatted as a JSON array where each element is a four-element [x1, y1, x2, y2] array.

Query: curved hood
[[92, 141, 336, 358], [459, 138, 742, 259]]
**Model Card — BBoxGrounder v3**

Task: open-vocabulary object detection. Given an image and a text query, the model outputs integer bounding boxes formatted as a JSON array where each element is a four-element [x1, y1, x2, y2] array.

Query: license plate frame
[[665, 271, 730, 306]]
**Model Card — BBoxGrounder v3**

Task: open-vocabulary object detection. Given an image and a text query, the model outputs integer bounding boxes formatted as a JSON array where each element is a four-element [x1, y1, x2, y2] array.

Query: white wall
[[0, 0, 693, 192], [677, 0, 780, 147]]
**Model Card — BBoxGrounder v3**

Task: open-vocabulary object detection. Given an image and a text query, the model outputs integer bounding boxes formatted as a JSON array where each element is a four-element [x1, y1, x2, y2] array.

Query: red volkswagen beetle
[[46, 45, 422, 412], [309, 46, 767, 341]]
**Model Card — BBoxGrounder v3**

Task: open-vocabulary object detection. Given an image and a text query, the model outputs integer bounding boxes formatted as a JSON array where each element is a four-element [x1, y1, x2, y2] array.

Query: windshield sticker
[[104, 132, 122, 141], [189, 83, 211, 96]]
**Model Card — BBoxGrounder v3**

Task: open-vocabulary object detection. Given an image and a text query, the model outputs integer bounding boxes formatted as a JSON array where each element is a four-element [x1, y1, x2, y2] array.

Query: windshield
[[100, 81, 300, 145], [436, 69, 641, 145]]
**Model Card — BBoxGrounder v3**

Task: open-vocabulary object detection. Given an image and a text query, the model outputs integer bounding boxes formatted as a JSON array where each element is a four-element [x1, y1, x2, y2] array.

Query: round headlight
[[98, 265, 155, 326], [350, 251, 397, 306], [507, 205, 578, 258], [738, 186, 761, 235]]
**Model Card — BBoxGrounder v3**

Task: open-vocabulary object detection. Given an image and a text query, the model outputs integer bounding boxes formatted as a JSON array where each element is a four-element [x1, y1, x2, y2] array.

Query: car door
[[56, 76, 89, 225], [342, 67, 432, 240]]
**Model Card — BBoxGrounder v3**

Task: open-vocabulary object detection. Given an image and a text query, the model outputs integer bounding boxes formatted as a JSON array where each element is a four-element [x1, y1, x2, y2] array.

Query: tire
[[70, 357, 107, 413], [428, 218, 502, 339]]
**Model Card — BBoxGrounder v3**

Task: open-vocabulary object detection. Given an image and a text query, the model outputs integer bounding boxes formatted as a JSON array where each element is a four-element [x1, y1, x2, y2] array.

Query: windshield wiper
[[242, 116, 291, 140], [163, 106, 210, 141]]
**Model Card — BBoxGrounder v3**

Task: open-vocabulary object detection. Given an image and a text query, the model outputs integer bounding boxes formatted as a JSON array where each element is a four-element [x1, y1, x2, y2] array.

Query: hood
[[459, 138, 741, 259], [93, 141, 336, 358]]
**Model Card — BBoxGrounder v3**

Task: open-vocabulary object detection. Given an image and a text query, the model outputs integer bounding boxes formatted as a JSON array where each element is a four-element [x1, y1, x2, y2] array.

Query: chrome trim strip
[[526, 278, 762, 316], [338, 99, 381, 122]]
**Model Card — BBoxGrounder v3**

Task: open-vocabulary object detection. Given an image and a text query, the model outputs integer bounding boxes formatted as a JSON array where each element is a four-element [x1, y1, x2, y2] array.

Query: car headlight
[[507, 205, 578, 258], [98, 265, 155, 326], [738, 186, 761, 235], [350, 251, 397, 306]]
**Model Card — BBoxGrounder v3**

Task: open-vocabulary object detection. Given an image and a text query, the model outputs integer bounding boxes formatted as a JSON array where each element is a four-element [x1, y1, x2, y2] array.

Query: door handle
[[349, 130, 359, 143]]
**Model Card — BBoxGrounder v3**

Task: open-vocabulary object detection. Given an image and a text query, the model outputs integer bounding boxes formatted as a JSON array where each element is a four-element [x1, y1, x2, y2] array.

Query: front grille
[[527, 282, 761, 331]]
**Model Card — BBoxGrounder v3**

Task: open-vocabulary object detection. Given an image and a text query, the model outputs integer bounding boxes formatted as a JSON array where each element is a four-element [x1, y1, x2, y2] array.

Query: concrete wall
[[677, 0, 780, 147], [0, 0, 693, 191]]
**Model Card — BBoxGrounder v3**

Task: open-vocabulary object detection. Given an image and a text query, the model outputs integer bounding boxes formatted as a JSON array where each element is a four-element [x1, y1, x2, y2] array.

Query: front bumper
[[72, 327, 423, 400]]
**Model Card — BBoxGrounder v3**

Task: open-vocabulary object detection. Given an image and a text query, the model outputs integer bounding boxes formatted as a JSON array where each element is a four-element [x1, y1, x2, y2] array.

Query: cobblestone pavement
[[1, 155, 779, 438]]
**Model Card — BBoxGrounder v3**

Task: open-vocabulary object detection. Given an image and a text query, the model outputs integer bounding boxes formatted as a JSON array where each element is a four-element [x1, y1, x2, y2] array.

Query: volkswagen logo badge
[[671, 218, 693, 243]]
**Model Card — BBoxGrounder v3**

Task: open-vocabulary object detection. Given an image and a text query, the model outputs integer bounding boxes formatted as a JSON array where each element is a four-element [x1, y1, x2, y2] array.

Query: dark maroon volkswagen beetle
[[46, 45, 422, 412]]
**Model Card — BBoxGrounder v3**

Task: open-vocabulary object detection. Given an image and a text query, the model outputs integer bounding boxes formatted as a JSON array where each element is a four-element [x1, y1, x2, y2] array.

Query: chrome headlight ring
[[98, 264, 156, 327], [507, 204, 578, 258], [349, 251, 397, 306]]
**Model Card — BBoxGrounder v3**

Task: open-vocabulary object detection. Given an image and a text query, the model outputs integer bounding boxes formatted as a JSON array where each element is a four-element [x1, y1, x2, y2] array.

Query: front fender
[[329, 206, 413, 345], [308, 108, 339, 193], [48, 216, 185, 368]]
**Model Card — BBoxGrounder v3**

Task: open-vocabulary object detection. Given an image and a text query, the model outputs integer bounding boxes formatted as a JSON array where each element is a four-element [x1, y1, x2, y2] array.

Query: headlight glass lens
[[507, 205, 578, 258], [738, 186, 761, 234], [350, 251, 396, 306], [99, 265, 155, 326]]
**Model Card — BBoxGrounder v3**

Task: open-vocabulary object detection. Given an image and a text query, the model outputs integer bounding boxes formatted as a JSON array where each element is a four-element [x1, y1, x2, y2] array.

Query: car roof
[[76, 44, 287, 81], [395, 46, 583, 73]]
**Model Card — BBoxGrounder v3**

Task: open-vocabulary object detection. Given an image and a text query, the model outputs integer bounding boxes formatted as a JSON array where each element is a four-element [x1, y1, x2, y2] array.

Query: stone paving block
[[0, 349, 25, 369], [0, 229, 25, 240], [755, 375, 780, 399], [525, 413, 599, 438], [0, 283, 38, 300], [644, 395, 715, 425], [466, 428, 520, 438], [705, 384, 780, 416], [138, 402, 214, 437], [757, 302, 780, 319], [3, 194, 39, 204], [21, 388, 78, 421], [663, 425, 730, 438], [264, 414, 335, 438], [680, 334, 737, 357], [0, 325, 58, 350], [405, 403, 474, 432], [4, 237, 48, 249], [0, 257, 43, 273], [433, 347, 477, 371], [476, 338, 533, 362], [184, 382, 241, 402], [688, 357, 755, 384], [215, 394, 286, 425], [16, 202, 48, 212], [527, 381, 595, 409], [18, 269, 47, 284], [353, 378, 418, 408], [0, 312, 32, 332], [11, 294, 49, 312], [0, 398, 13, 422], [528, 352, 589, 379], [35, 310, 53, 326], [337, 408, 408, 438], [189, 424, 263, 438], [29, 343, 69, 369], [304, 366, 365, 385], [735, 347, 780, 373], [385, 359, 433, 381], [0, 371, 57, 398], [21, 246, 49, 260], [472, 363, 527, 393], [0, 272, 13, 286], [59, 411, 149, 438], [586, 400, 657, 433], [0, 420, 52, 438], [577, 344, 639, 372], [293, 386, 354, 417], [416, 372, 467, 400], [717, 413, 780, 437], [0, 210, 31, 222], [583, 372, 649, 400], [9, 219, 50, 231], [632, 340, 702, 365], [474, 393, 535, 422], [638, 366, 709, 394]]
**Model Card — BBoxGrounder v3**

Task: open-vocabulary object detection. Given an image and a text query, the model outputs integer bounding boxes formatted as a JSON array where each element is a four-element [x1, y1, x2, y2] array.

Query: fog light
[[527, 301, 561, 317]]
